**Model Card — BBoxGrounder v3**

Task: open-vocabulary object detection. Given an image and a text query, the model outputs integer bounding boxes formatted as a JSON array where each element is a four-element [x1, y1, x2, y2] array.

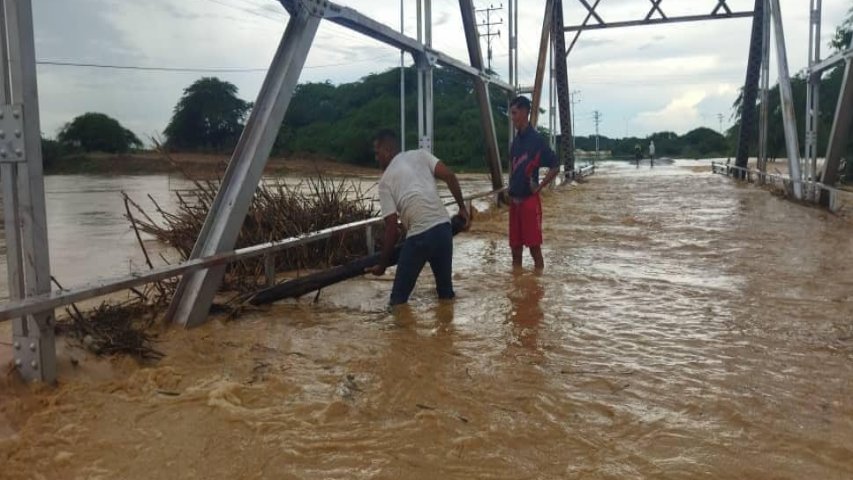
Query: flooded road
[[1, 161, 853, 478]]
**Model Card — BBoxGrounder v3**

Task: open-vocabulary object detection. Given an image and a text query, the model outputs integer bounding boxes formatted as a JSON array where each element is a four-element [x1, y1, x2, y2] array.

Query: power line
[[201, 0, 284, 23], [197, 0, 366, 45], [36, 60, 267, 73], [35, 55, 398, 73]]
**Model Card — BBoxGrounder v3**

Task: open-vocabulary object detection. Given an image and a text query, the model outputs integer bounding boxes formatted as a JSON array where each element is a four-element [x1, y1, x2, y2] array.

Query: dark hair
[[373, 129, 399, 151], [510, 95, 531, 112]]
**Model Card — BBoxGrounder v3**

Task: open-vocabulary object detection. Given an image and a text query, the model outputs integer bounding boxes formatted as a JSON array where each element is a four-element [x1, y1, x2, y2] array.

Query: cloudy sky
[[33, 0, 851, 142]]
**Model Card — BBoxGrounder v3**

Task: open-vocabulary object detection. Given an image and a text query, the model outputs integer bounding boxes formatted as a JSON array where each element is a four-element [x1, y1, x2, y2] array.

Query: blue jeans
[[390, 222, 455, 305]]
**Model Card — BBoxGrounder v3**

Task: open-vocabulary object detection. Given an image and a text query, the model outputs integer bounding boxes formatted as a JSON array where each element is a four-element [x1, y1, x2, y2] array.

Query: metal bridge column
[[166, 0, 323, 327], [459, 0, 504, 192], [758, 0, 770, 180], [819, 56, 853, 204], [804, 0, 823, 197], [735, 0, 764, 177], [530, 0, 554, 128], [0, 0, 56, 382], [416, 0, 434, 152], [551, 0, 575, 178], [769, 0, 803, 199]]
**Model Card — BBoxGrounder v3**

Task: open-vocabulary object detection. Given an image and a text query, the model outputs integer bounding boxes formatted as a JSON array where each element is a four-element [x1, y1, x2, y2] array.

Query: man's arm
[[535, 167, 560, 193], [368, 213, 399, 276], [535, 138, 560, 192], [433, 161, 470, 229]]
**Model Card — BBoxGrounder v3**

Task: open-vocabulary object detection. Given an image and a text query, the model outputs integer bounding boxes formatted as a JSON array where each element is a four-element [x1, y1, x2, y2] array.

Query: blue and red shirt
[[509, 125, 558, 199]]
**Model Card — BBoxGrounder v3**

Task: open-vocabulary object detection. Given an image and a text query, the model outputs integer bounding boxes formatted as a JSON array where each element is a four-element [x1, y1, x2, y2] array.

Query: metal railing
[[0, 187, 507, 322], [577, 164, 596, 177], [711, 161, 849, 212], [0, 164, 599, 322]]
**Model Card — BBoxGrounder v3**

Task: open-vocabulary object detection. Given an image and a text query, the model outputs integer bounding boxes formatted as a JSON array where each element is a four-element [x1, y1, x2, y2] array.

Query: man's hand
[[458, 207, 471, 231], [365, 265, 386, 276]]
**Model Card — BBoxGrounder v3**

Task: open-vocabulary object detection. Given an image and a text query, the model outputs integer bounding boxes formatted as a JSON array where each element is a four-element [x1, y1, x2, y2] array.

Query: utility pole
[[570, 89, 581, 157], [592, 110, 602, 164], [717, 113, 724, 135], [475, 3, 502, 71]]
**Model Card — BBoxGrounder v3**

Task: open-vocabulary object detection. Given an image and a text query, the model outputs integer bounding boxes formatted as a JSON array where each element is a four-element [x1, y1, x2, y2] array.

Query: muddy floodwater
[[1, 161, 852, 479]]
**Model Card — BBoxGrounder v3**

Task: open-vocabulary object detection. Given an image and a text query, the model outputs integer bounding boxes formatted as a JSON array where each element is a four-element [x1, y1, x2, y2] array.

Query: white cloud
[[635, 90, 707, 132]]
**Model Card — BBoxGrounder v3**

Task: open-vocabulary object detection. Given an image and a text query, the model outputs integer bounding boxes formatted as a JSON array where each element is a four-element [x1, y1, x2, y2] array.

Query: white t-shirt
[[378, 149, 450, 237]]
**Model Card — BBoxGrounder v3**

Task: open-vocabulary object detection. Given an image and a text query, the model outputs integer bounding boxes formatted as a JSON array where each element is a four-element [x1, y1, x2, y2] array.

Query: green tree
[[40, 137, 65, 169], [164, 77, 251, 152], [272, 67, 510, 168], [682, 127, 727, 157], [57, 112, 141, 153], [831, 6, 852, 51]]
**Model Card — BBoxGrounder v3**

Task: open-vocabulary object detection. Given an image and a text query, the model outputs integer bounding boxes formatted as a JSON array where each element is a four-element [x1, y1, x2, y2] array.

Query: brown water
[[1, 162, 852, 479]]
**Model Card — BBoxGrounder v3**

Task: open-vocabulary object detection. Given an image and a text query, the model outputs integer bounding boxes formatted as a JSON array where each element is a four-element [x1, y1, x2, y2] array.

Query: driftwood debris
[[124, 163, 379, 292], [250, 214, 466, 305]]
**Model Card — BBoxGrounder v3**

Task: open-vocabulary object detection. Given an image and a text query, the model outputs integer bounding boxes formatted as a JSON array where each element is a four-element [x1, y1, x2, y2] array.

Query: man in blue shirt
[[508, 96, 559, 270]]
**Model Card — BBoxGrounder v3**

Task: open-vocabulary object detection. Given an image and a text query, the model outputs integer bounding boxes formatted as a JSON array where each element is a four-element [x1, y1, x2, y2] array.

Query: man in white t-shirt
[[366, 129, 470, 306]]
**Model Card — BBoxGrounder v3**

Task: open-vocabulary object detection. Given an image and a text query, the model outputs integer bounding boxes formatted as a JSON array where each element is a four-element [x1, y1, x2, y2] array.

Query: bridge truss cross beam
[[562, 0, 752, 32], [550, 0, 757, 183]]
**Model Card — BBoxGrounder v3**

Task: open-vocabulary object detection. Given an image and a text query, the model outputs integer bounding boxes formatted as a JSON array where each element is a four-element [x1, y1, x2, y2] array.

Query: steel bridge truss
[[550, 0, 852, 204], [2, 0, 516, 382], [3, 0, 851, 383]]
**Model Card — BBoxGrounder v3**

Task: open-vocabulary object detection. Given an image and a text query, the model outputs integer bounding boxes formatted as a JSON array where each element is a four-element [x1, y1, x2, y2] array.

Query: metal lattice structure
[[0, 0, 56, 383], [562, 0, 753, 32], [2, 0, 518, 382], [165, 0, 514, 329], [552, 0, 852, 203], [2, 0, 851, 382]]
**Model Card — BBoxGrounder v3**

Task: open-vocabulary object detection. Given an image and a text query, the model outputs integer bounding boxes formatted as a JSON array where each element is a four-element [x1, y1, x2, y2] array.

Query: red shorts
[[509, 193, 542, 248]]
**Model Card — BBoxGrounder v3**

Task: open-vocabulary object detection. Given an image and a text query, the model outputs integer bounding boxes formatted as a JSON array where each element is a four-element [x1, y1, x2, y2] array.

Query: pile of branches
[[124, 172, 379, 292], [54, 279, 167, 360], [53, 167, 378, 361]]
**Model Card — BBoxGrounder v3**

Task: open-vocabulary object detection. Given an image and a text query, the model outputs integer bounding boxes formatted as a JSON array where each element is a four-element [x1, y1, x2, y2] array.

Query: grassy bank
[[43, 152, 382, 177]]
